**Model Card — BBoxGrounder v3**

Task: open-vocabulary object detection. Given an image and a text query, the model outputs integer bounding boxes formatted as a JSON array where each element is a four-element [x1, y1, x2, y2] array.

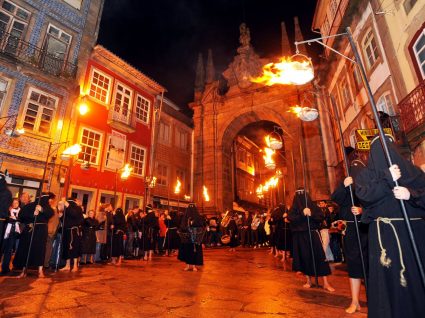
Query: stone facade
[[0, 0, 104, 198], [190, 21, 330, 214]]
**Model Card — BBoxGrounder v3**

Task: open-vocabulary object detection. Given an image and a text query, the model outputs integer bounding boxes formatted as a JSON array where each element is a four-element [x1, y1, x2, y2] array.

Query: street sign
[[355, 128, 394, 150]]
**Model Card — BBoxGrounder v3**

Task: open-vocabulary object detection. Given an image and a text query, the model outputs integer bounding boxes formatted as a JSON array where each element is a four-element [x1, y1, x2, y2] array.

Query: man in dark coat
[[0, 171, 12, 257]]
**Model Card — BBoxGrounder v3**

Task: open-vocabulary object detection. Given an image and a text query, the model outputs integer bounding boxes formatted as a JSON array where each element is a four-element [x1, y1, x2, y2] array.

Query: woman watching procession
[[81, 209, 99, 265]]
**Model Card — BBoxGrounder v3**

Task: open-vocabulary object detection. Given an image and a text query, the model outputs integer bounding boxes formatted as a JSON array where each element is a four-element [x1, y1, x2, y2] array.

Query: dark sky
[[98, 0, 318, 113]]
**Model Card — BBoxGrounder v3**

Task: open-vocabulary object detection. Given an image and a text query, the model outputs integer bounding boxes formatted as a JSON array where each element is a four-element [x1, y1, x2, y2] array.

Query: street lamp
[[113, 164, 133, 208], [0, 114, 25, 138], [143, 176, 156, 212]]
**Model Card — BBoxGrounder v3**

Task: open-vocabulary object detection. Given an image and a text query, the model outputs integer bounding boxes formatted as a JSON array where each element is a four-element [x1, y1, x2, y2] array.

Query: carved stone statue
[[239, 23, 251, 48]]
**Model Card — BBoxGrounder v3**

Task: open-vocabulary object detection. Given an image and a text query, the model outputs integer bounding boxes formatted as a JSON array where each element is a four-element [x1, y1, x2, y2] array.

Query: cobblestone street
[[0, 248, 367, 318]]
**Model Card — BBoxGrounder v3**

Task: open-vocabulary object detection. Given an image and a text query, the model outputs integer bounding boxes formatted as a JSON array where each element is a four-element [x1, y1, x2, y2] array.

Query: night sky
[[98, 0, 318, 113]]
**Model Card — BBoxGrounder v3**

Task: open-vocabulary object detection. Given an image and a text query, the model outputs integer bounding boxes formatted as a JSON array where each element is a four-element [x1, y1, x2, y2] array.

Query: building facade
[[150, 96, 193, 212], [0, 0, 104, 199], [67, 45, 165, 213]]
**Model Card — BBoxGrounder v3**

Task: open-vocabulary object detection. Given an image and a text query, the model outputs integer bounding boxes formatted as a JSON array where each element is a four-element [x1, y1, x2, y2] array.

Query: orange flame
[[251, 56, 314, 86], [256, 185, 264, 198], [174, 178, 181, 194], [263, 176, 279, 191], [263, 146, 275, 169], [288, 105, 303, 117], [203, 185, 210, 202]]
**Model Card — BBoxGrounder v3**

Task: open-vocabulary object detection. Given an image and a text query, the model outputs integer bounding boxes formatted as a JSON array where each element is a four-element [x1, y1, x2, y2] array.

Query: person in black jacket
[[164, 210, 180, 255], [60, 198, 84, 272], [81, 209, 99, 265], [142, 204, 158, 261], [13, 192, 55, 278], [0, 171, 12, 257], [288, 189, 334, 291], [111, 208, 126, 265]]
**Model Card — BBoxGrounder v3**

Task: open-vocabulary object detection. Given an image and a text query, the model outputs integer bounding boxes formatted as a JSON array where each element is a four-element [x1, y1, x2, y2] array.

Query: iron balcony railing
[[107, 106, 137, 132], [0, 31, 77, 78], [399, 80, 425, 134]]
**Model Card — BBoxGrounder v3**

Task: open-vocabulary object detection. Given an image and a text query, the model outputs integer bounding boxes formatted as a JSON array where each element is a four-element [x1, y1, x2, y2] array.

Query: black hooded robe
[[61, 200, 84, 259], [81, 217, 99, 255], [13, 195, 54, 268], [178, 204, 204, 266], [112, 209, 126, 257], [355, 137, 425, 318], [0, 173, 12, 254], [331, 160, 368, 279], [288, 191, 331, 277]]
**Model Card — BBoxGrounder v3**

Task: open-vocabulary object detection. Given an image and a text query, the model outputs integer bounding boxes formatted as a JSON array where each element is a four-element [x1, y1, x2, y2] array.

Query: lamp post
[[113, 164, 133, 209], [143, 176, 156, 212]]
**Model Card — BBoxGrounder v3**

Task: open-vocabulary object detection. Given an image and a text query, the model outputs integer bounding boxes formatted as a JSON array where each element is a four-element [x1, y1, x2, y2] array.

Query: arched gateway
[[190, 22, 330, 214]]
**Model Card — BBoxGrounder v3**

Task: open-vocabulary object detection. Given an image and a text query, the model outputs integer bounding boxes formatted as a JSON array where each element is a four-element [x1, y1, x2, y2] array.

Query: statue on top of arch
[[223, 23, 263, 89]]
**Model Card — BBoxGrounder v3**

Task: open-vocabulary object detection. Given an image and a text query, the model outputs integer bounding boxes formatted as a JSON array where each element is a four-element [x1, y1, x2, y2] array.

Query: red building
[[66, 45, 165, 213]]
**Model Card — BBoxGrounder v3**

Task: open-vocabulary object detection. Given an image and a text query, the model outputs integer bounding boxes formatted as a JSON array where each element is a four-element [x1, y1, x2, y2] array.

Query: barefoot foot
[[345, 303, 360, 314]]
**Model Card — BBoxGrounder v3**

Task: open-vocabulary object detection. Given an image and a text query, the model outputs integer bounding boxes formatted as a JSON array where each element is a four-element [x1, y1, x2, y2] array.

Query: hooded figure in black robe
[[164, 211, 180, 252], [0, 171, 12, 255], [141, 204, 158, 260], [288, 189, 332, 282], [111, 208, 126, 258], [178, 203, 204, 268], [331, 159, 369, 279], [274, 204, 292, 254], [61, 199, 84, 261], [355, 136, 425, 318], [13, 193, 55, 271]]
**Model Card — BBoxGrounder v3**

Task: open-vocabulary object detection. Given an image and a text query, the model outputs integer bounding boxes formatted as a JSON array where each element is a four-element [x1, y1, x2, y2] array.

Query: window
[[104, 131, 126, 170], [129, 144, 146, 176], [352, 66, 362, 92], [89, 68, 112, 103], [158, 122, 170, 144], [404, 0, 418, 14], [0, 1, 30, 54], [377, 93, 395, 116], [135, 94, 150, 124], [413, 29, 425, 79], [340, 79, 352, 107], [43, 24, 72, 74], [0, 77, 9, 111], [175, 129, 187, 150], [78, 127, 102, 165], [156, 163, 168, 186], [363, 29, 379, 70], [112, 82, 132, 124], [22, 88, 57, 134], [63, 0, 82, 10], [238, 147, 246, 163]]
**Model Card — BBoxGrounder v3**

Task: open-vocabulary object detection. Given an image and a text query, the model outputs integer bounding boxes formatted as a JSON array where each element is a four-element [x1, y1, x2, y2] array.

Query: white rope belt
[[68, 226, 81, 251], [376, 217, 423, 287]]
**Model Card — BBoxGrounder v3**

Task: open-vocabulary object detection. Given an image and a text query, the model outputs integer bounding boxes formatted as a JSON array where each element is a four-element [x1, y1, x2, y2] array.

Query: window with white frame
[[413, 28, 425, 79], [158, 122, 170, 144], [112, 82, 132, 123], [129, 143, 146, 176], [363, 29, 379, 70], [104, 131, 126, 170], [89, 68, 112, 103], [22, 88, 57, 134], [340, 79, 352, 107], [135, 94, 150, 124], [0, 77, 9, 111], [45, 24, 72, 60], [78, 127, 102, 165], [175, 129, 187, 150], [156, 163, 168, 186], [63, 0, 82, 10], [377, 92, 395, 116], [0, 1, 30, 54], [349, 129, 357, 148]]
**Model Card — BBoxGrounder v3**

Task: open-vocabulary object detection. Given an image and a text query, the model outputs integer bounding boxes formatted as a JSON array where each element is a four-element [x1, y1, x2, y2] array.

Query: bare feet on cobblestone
[[192, 266, 198, 272], [303, 283, 312, 288], [324, 285, 335, 292], [184, 265, 190, 271], [60, 266, 71, 271], [71, 267, 78, 273], [38, 272, 45, 278], [345, 303, 360, 313], [17, 271, 26, 279]]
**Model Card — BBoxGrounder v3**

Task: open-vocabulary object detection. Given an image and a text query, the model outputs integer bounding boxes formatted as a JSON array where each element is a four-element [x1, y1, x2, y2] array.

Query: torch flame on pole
[[203, 185, 210, 202], [288, 105, 303, 117], [263, 146, 276, 170], [174, 178, 181, 194], [120, 164, 133, 180], [251, 55, 314, 86]]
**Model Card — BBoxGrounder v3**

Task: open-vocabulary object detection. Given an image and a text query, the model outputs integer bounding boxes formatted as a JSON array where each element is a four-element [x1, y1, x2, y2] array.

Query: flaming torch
[[120, 164, 133, 180], [251, 55, 314, 86], [174, 178, 181, 194], [203, 185, 210, 202]]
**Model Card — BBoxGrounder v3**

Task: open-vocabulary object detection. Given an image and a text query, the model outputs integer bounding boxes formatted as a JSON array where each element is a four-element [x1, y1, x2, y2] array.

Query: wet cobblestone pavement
[[0, 248, 367, 317]]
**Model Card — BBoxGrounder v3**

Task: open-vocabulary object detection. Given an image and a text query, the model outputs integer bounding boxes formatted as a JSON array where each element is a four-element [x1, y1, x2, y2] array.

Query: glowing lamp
[[203, 185, 210, 202], [5, 127, 24, 137], [60, 144, 82, 160], [265, 133, 282, 150], [120, 163, 133, 180], [299, 107, 319, 122], [174, 178, 181, 194]]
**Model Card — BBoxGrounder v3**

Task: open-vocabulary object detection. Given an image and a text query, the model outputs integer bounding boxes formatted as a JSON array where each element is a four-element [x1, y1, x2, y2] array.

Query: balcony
[[0, 31, 77, 78], [107, 107, 137, 133], [398, 80, 425, 146]]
